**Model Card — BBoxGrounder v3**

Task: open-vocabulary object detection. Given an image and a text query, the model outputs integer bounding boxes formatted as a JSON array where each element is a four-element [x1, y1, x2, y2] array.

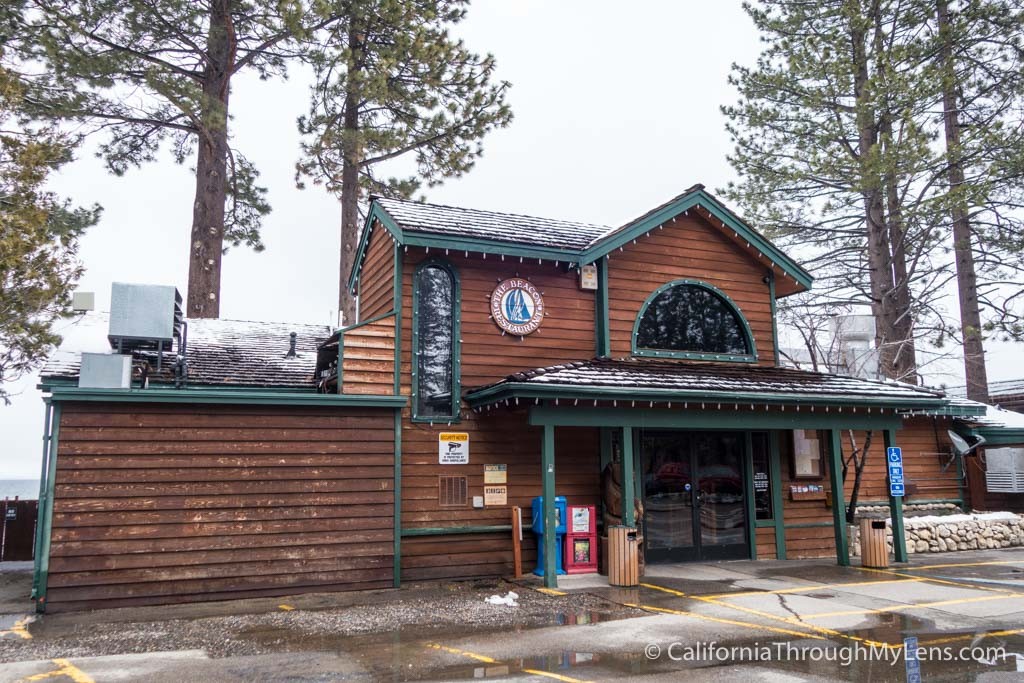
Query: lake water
[[0, 480, 41, 500]]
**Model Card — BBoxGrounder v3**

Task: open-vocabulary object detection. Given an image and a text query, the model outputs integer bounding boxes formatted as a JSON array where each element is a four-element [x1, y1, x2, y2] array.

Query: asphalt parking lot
[[2, 549, 1023, 682]]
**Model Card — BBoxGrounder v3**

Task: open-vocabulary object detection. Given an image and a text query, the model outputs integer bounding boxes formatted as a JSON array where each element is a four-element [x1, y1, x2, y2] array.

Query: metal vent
[[985, 448, 1024, 493], [108, 283, 183, 352], [438, 476, 468, 507]]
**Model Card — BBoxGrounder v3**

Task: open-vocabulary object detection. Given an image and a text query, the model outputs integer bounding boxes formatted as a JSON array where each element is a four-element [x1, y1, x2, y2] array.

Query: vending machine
[[564, 504, 598, 574], [531, 495, 567, 576]]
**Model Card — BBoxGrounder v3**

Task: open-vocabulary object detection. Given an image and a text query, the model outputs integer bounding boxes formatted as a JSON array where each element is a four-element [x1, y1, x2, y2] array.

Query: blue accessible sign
[[904, 636, 921, 683], [887, 446, 905, 497]]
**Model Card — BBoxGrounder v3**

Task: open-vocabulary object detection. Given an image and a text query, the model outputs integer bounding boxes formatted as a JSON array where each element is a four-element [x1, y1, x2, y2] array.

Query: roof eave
[[578, 188, 814, 293], [41, 383, 407, 407], [464, 381, 952, 411], [347, 201, 405, 293]]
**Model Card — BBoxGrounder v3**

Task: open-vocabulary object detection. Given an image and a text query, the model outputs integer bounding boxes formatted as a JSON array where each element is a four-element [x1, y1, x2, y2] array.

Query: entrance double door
[[641, 431, 749, 562]]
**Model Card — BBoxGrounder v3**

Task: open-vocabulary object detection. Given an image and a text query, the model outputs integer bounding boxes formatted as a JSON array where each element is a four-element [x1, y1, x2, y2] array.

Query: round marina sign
[[490, 278, 545, 336]]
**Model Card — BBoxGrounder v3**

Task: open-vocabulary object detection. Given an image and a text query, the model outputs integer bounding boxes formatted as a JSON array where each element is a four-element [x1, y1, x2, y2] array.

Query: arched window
[[412, 260, 461, 420], [632, 280, 756, 361]]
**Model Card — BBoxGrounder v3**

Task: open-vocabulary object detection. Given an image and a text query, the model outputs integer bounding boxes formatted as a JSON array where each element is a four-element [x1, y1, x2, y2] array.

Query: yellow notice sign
[[484, 485, 507, 506], [438, 432, 469, 464], [484, 464, 507, 484]]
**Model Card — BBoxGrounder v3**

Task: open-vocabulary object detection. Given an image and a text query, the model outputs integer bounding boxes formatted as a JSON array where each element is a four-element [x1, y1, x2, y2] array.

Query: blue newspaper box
[[531, 495, 567, 576]]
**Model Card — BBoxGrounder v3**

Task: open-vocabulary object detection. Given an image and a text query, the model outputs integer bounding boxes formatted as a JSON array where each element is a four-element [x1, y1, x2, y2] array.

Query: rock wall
[[850, 513, 1024, 557]]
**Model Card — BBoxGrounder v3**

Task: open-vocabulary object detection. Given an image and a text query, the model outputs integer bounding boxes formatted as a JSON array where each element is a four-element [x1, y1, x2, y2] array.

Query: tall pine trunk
[[337, 24, 364, 328], [187, 0, 235, 319], [853, 8, 906, 381], [937, 0, 989, 403]]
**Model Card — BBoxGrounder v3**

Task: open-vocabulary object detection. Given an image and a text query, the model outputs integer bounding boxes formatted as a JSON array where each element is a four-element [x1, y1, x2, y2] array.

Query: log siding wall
[[358, 223, 395, 321], [341, 317, 396, 395], [46, 403, 395, 611]]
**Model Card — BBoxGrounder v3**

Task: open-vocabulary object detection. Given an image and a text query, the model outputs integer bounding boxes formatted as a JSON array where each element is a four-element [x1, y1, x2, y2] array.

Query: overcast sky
[[2, 1, 1019, 480]]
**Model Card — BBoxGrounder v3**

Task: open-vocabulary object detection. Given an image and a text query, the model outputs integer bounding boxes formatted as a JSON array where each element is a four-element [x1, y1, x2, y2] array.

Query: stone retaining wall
[[850, 513, 1024, 557]]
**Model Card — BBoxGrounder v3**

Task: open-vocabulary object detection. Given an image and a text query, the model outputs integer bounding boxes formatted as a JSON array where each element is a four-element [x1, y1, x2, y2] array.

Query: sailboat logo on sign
[[490, 278, 545, 336]]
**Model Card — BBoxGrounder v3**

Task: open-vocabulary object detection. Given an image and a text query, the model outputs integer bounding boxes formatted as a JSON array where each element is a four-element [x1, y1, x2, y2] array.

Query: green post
[[743, 432, 757, 560], [769, 432, 787, 560], [885, 429, 908, 563], [827, 429, 849, 566], [595, 257, 611, 357], [31, 402, 53, 600], [393, 409, 402, 587], [542, 423, 557, 588], [622, 427, 635, 527], [35, 402, 61, 612]]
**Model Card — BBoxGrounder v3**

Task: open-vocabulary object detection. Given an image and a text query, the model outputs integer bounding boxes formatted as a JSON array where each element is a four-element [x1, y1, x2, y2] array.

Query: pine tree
[[0, 45, 100, 403], [8, 1, 339, 318], [296, 0, 512, 326]]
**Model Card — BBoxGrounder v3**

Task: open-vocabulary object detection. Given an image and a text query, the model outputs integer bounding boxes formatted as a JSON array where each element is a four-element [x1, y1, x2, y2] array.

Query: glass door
[[641, 431, 749, 563]]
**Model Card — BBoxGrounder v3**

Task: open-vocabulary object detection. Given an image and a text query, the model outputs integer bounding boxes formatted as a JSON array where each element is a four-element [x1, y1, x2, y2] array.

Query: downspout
[[767, 270, 780, 366], [33, 401, 61, 613], [30, 401, 53, 600]]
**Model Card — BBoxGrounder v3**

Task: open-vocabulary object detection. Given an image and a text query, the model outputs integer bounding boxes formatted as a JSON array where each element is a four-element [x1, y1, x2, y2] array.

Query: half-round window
[[633, 281, 755, 359]]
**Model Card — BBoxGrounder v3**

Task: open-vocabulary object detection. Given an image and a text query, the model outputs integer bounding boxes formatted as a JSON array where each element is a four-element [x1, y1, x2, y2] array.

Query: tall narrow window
[[633, 280, 756, 361], [413, 260, 460, 420]]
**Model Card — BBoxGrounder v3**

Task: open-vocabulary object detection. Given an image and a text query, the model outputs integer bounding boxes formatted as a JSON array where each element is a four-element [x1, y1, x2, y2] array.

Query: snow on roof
[[966, 404, 1024, 431], [375, 197, 610, 251], [467, 357, 949, 404], [41, 313, 332, 389], [947, 378, 1024, 399]]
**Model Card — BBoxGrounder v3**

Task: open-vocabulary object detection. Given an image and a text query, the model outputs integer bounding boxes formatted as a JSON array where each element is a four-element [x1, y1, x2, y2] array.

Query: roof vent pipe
[[286, 332, 297, 358]]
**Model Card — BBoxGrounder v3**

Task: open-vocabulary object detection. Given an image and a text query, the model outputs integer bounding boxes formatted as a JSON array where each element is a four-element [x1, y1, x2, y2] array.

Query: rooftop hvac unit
[[108, 283, 183, 354], [78, 353, 132, 389]]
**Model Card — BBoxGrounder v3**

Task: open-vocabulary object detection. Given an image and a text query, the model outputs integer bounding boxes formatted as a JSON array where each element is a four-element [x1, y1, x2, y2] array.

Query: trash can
[[860, 518, 889, 569], [607, 525, 639, 587]]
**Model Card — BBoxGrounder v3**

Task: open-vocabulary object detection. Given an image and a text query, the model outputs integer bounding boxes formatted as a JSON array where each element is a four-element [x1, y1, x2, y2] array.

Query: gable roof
[[348, 186, 813, 295], [40, 314, 332, 390]]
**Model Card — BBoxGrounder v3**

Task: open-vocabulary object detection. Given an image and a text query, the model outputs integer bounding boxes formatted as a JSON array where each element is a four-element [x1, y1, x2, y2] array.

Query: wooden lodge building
[[34, 184, 1011, 612]]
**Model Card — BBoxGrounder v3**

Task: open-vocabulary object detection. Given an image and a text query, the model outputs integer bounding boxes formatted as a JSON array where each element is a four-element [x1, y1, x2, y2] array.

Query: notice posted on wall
[[484, 485, 507, 506], [439, 433, 469, 464]]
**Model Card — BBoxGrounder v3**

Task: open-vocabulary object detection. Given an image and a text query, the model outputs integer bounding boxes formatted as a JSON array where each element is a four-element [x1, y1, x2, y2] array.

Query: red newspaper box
[[565, 505, 598, 574]]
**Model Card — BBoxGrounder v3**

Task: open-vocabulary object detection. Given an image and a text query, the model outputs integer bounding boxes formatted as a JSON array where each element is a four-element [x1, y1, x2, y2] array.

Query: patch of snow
[[903, 511, 1020, 525]]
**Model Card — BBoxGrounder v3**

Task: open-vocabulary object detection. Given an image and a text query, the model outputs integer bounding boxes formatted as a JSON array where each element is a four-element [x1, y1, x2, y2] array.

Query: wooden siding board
[[358, 225, 396, 320], [47, 403, 396, 610]]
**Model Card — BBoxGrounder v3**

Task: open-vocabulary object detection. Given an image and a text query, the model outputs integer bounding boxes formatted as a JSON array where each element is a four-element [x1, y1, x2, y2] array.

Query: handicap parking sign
[[887, 446, 903, 463]]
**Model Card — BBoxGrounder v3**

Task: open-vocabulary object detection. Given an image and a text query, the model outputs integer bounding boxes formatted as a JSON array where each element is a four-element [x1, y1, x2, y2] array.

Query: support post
[[512, 506, 523, 579], [885, 429, 908, 563], [541, 423, 557, 588], [827, 429, 849, 566], [769, 431, 787, 560], [35, 403, 61, 612], [393, 409, 402, 587], [622, 427, 635, 527], [743, 432, 757, 560], [31, 402, 53, 600]]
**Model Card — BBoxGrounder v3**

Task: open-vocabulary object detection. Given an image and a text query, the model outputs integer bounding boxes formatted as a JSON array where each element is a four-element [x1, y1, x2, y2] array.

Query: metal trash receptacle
[[860, 518, 889, 569], [608, 525, 639, 587]]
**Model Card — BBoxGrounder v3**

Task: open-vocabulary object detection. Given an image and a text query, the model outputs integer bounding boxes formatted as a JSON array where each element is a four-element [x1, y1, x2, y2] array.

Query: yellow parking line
[[640, 582, 687, 597], [899, 560, 1024, 571], [918, 628, 1024, 647], [801, 593, 1022, 619], [1, 616, 33, 640], [626, 602, 828, 640], [703, 577, 924, 599], [854, 565, 1020, 595], [278, 604, 295, 611], [535, 587, 567, 597], [426, 643, 593, 683], [24, 658, 95, 683]]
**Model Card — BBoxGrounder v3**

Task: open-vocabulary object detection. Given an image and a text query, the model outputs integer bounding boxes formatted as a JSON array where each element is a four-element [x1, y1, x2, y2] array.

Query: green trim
[[631, 279, 758, 363], [768, 271, 780, 366], [393, 410, 402, 587], [393, 243, 403, 395], [827, 429, 849, 566], [34, 402, 60, 613], [595, 257, 611, 357], [44, 386, 407, 407], [403, 233, 580, 263], [769, 431, 787, 560], [410, 257, 461, 423], [470, 383, 946, 415], [743, 431, 757, 560], [337, 327, 345, 394], [578, 187, 814, 290], [885, 430, 908, 563], [400, 525, 512, 537], [754, 520, 777, 528], [342, 310, 396, 333], [31, 401, 53, 601], [961, 427, 1024, 445], [541, 424, 557, 588], [348, 202, 405, 293], [622, 427, 635, 527], [526, 406, 903, 431], [783, 522, 834, 529]]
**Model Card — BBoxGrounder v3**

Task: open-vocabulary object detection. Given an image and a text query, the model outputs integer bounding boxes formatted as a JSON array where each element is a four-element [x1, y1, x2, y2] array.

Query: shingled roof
[[40, 314, 331, 390], [465, 358, 977, 413], [375, 196, 611, 250]]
